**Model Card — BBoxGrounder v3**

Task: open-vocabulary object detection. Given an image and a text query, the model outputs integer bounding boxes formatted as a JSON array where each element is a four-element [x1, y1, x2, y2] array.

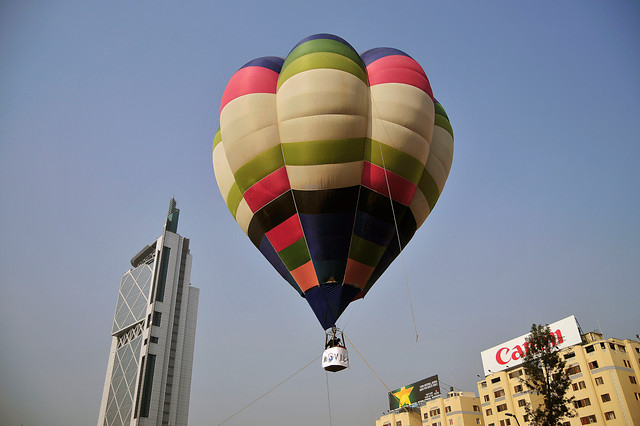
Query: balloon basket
[[322, 327, 349, 372]]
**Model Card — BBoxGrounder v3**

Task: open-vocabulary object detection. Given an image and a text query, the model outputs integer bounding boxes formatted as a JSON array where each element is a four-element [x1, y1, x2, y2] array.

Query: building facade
[[421, 391, 484, 426], [98, 199, 199, 426], [377, 390, 484, 426], [478, 332, 640, 426]]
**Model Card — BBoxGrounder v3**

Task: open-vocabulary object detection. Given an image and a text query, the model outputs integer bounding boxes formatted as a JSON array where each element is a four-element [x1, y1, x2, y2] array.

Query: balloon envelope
[[213, 34, 453, 330]]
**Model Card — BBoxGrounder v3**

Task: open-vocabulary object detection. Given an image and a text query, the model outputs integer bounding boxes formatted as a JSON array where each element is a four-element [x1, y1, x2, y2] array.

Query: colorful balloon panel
[[213, 34, 453, 329]]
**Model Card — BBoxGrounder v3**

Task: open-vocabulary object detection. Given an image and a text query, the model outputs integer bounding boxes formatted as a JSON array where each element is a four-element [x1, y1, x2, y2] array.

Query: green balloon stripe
[[226, 183, 243, 218], [233, 144, 285, 193], [366, 139, 425, 184], [418, 170, 440, 210], [282, 38, 365, 76], [213, 126, 222, 151], [434, 102, 448, 119], [278, 238, 311, 271], [434, 114, 453, 138], [348, 235, 387, 267], [278, 52, 368, 90], [282, 138, 366, 165]]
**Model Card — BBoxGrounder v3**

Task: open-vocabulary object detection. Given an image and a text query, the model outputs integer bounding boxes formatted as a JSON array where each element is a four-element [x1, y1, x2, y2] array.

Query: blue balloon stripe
[[360, 47, 412, 66], [240, 56, 285, 73]]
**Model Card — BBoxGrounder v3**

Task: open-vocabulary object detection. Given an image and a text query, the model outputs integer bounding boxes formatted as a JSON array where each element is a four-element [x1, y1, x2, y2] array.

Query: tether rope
[[370, 97, 419, 342], [325, 371, 333, 426], [343, 332, 401, 405], [216, 353, 321, 425]]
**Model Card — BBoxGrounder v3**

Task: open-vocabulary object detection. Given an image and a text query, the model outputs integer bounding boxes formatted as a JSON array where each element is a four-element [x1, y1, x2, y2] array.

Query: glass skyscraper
[[98, 199, 199, 426]]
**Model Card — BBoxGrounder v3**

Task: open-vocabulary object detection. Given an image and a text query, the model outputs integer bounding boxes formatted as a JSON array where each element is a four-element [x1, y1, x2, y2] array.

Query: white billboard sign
[[480, 315, 581, 376]]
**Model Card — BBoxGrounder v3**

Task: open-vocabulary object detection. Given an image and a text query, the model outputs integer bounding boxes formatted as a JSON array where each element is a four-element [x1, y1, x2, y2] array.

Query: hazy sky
[[1, 1, 639, 425]]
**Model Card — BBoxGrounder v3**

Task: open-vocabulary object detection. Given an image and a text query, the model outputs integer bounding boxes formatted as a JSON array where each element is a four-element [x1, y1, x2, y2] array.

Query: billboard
[[480, 315, 582, 376], [388, 375, 440, 410]]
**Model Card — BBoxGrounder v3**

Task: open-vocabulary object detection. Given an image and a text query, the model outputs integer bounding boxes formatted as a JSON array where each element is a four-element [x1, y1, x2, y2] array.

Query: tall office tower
[[98, 199, 199, 426]]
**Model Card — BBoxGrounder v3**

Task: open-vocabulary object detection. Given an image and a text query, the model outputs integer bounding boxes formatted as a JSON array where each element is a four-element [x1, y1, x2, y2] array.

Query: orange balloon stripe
[[290, 260, 319, 292], [344, 258, 375, 289]]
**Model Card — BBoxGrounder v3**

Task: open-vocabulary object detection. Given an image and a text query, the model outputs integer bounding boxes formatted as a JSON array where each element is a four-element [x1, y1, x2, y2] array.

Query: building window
[[580, 415, 597, 424], [509, 369, 523, 379], [396, 421, 402, 426], [494, 389, 505, 398], [484, 395, 490, 402], [499, 420, 511, 426], [635, 392, 640, 401], [623, 359, 631, 368], [564, 352, 576, 360], [574, 398, 591, 409], [567, 365, 581, 375], [150, 336, 159, 344], [572, 381, 586, 391], [476, 419, 480, 425], [138, 354, 157, 418], [595, 377, 604, 386], [562, 422, 571, 426], [601, 393, 611, 402], [514, 384, 523, 393], [588, 361, 599, 370], [619, 345, 626, 352], [609, 342, 616, 350], [430, 408, 441, 417], [486, 408, 493, 416], [497, 403, 507, 413], [423, 413, 428, 420], [491, 377, 501, 384], [449, 420, 453, 425], [445, 406, 451, 413], [604, 411, 616, 420], [518, 399, 526, 407], [585, 345, 594, 353], [473, 405, 480, 412], [383, 423, 391, 426], [630, 376, 637, 384], [481, 381, 487, 388], [152, 311, 162, 326]]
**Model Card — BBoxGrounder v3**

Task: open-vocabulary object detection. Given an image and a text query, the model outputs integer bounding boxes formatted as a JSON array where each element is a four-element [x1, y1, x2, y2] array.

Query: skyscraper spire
[[166, 197, 180, 233]]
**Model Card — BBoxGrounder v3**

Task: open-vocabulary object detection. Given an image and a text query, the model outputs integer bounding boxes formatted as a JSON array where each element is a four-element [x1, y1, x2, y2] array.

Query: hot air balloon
[[212, 34, 453, 371]]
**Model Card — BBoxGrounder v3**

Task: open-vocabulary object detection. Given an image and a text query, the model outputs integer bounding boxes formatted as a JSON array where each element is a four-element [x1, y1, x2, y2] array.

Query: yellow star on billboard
[[392, 385, 414, 407]]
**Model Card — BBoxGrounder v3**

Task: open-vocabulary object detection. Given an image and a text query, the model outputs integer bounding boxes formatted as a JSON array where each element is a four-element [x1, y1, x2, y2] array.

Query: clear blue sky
[[1, 1, 639, 425]]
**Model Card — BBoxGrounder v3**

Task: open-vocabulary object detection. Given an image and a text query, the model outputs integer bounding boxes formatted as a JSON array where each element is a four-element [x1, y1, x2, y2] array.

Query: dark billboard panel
[[388, 375, 440, 410]]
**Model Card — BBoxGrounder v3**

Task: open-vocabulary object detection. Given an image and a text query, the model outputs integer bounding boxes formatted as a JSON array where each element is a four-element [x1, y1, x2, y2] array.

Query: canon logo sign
[[480, 315, 581, 376]]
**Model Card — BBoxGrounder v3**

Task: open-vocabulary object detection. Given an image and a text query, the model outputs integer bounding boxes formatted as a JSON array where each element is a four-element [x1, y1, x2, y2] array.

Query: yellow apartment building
[[376, 390, 484, 426], [376, 406, 422, 426], [478, 332, 640, 426]]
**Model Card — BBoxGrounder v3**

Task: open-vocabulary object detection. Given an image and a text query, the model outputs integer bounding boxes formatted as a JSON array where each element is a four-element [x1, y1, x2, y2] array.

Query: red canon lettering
[[496, 347, 511, 364], [511, 344, 525, 361]]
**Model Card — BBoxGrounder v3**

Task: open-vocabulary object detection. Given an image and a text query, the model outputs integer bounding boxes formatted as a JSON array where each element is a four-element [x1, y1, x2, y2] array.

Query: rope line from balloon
[[325, 371, 334, 426], [370, 96, 419, 343], [216, 353, 321, 425], [343, 332, 402, 406]]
